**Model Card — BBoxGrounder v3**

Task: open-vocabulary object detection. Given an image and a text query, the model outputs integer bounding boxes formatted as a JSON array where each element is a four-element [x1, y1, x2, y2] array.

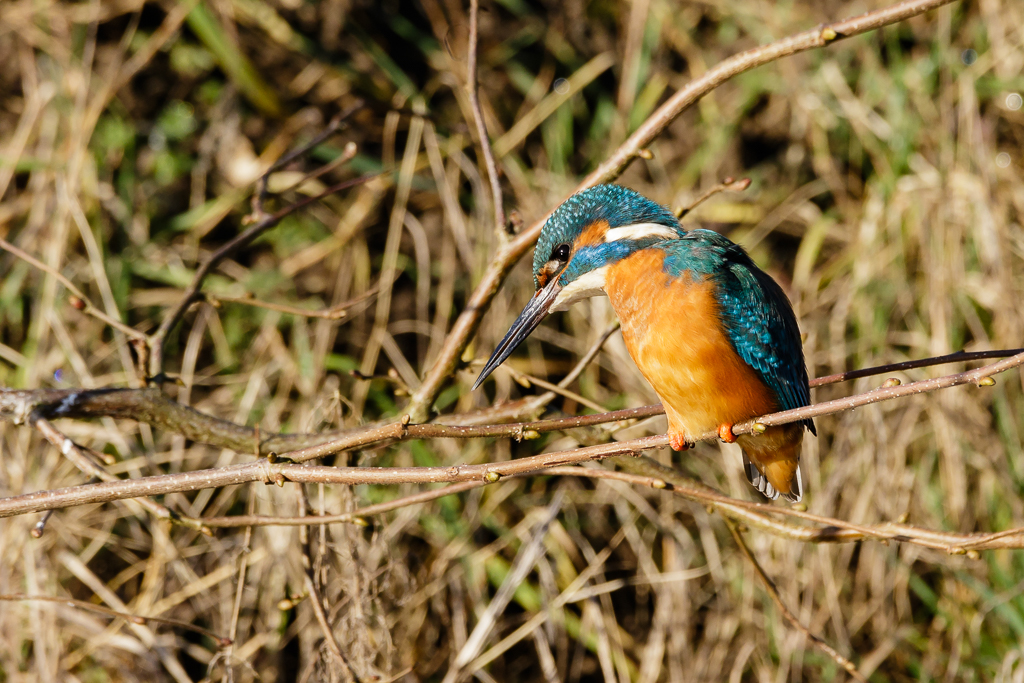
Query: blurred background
[[1, 0, 1023, 680]]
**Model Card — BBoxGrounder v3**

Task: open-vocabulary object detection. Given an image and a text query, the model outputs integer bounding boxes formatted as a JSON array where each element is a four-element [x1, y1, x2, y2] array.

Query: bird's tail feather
[[740, 434, 803, 503]]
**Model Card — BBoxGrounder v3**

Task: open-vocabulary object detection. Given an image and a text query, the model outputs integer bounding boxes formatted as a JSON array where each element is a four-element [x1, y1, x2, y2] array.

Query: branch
[[548, 460, 1021, 554], [199, 480, 486, 528], [205, 278, 382, 321], [255, 347, 1024, 461], [2, 348, 1019, 459], [6, 443, 1023, 552], [2, 348, 1022, 553], [728, 350, 1024, 439], [250, 101, 362, 219], [403, 0, 957, 422]]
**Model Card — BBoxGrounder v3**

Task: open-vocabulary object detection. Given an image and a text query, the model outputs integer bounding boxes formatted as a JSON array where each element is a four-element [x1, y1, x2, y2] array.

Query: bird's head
[[474, 185, 683, 389]]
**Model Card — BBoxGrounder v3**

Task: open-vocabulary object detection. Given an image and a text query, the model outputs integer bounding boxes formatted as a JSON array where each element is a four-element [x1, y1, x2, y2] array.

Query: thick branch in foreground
[[2, 350, 1022, 554], [183, 458, 1023, 556], [0, 387, 328, 453], [403, 0, 957, 422], [3, 349, 1016, 459]]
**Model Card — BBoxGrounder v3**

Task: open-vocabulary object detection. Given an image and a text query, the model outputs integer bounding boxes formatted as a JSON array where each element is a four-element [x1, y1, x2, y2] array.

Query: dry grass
[[1, 0, 1024, 681]]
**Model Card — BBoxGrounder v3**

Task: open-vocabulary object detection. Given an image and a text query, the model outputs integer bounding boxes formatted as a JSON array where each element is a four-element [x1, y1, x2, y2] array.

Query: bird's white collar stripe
[[604, 223, 679, 243]]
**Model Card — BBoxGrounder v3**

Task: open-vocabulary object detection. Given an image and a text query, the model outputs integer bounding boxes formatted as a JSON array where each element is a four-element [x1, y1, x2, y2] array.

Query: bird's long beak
[[473, 279, 562, 390]]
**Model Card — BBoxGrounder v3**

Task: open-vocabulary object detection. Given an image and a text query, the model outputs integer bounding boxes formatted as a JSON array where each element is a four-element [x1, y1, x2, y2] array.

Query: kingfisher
[[473, 185, 816, 501]]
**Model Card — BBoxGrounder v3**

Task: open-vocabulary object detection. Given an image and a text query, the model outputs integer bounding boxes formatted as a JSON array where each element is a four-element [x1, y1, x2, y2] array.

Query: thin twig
[[257, 140, 358, 211], [250, 101, 363, 219], [0, 237, 145, 341], [149, 172, 381, 377], [503, 366, 609, 414], [466, 0, 506, 235], [206, 279, 382, 321], [726, 521, 868, 681], [222, 488, 256, 676], [0, 593, 231, 646], [30, 415, 210, 534], [674, 177, 751, 218], [809, 348, 1024, 386], [445, 491, 564, 681], [199, 480, 485, 527]]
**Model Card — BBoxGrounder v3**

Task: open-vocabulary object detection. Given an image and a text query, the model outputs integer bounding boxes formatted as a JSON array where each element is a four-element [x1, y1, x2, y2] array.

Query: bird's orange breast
[[604, 249, 779, 443]]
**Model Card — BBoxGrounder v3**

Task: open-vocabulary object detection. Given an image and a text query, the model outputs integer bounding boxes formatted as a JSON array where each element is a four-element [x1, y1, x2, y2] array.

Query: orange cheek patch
[[536, 262, 560, 289], [576, 220, 609, 248]]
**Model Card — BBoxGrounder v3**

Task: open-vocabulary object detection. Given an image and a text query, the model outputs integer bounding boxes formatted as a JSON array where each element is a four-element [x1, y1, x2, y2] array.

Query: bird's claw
[[669, 433, 691, 451], [717, 423, 736, 443]]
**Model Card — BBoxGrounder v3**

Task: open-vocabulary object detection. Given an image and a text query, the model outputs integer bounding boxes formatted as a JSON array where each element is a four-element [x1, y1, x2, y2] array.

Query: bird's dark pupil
[[553, 244, 570, 261]]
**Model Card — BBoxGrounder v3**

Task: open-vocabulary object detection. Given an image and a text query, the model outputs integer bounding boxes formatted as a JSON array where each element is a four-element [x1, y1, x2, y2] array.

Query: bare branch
[[729, 350, 1024, 438], [2, 348, 1022, 553], [206, 279, 382, 321], [168, 458, 1024, 559], [3, 348, 1019, 460], [199, 480, 486, 528]]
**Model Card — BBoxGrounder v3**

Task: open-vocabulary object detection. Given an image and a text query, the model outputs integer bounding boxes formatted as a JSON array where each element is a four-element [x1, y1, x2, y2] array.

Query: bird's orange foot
[[669, 432, 690, 452], [717, 423, 736, 443]]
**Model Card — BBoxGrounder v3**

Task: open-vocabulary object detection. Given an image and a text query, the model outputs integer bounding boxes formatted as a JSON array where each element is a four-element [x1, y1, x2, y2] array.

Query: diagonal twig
[[674, 177, 751, 219], [443, 490, 565, 682], [0, 593, 231, 646], [296, 484, 359, 683], [726, 520, 868, 681], [0, 237, 145, 341], [148, 172, 380, 377]]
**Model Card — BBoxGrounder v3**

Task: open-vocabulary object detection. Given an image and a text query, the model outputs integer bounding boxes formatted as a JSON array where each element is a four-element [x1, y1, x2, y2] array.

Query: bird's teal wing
[[659, 230, 814, 433], [714, 255, 816, 434]]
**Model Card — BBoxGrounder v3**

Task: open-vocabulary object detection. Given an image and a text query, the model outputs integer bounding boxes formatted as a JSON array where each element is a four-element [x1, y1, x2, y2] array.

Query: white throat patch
[[604, 222, 679, 243], [551, 266, 608, 311]]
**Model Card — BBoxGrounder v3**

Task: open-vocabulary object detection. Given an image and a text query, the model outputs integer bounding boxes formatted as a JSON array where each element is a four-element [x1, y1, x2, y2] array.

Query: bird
[[473, 184, 816, 502]]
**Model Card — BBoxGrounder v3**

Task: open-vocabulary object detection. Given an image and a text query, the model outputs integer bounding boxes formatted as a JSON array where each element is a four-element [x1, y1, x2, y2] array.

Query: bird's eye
[[552, 243, 570, 262]]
